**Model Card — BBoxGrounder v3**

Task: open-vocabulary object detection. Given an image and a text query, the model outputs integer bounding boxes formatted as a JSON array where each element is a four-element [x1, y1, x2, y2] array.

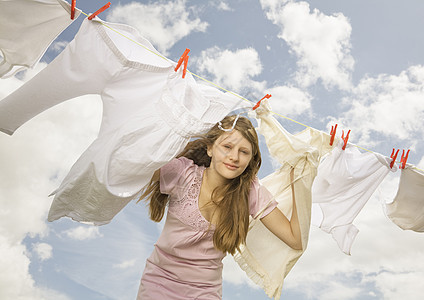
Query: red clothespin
[[400, 149, 410, 169], [341, 129, 350, 150], [71, 0, 76, 20], [329, 124, 338, 146], [174, 49, 190, 78], [252, 94, 272, 110], [88, 2, 111, 20], [390, 148, 399, 169]]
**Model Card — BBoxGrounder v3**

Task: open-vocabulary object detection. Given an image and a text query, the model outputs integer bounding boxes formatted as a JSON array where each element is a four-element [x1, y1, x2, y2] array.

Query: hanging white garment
[[234, 100, 335, 299], [311, 143, 395, 255], [0, 17, 250, 225], [0, 0, 81, 78], [385, 166, 424, 232]]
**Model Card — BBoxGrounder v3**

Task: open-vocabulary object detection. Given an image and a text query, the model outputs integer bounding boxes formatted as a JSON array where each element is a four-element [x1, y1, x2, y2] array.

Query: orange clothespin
[[329, 124, 338, 146], [252, 94, 272, 110], [400, 149, 410, 169], [71, 0, 76, 20], [183, 54, 189, 78], [341, 129, 350, 150], [88, 2, 111, 20], [174, 49, 190, 78], [390, 148, 399, 169]]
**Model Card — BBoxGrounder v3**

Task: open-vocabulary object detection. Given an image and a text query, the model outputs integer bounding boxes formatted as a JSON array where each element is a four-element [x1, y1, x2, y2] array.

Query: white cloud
[[194, 46, 266, 93], [0, 236, 70, 300], [63, 226, 103, 241], [371, 271, 424, 300], [0, 236, 36, 300], [261, 0, 354, 90], [32, 243, 53, 261], [340, 65, 424, 145], [50, 41, 69, 54], [267, 85, 312, 117], [113, 259, 137, 269], [106, 0, 208, 55], [313, 279, 363, 300], [214, 1, 233, 11]]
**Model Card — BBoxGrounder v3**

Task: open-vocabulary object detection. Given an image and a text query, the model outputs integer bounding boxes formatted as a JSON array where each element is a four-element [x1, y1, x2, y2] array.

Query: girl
[[137, 115, 302, 299]]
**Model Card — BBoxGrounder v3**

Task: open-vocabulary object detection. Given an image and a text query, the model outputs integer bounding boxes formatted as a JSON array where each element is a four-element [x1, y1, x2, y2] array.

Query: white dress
[[0, 0, 81, 78], [385, 166, 424, 232], [234, 100, 335, 299], [0, 17, 250, 225], [311, 143, 395, 255]]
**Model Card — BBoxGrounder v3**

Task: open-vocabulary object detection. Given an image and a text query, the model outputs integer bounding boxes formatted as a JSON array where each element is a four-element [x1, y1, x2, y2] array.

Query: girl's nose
[[228, 148, 239, 162]]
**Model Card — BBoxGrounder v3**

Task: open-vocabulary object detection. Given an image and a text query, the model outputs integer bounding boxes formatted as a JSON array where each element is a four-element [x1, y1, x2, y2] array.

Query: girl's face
[[207, 130, 253, 182]]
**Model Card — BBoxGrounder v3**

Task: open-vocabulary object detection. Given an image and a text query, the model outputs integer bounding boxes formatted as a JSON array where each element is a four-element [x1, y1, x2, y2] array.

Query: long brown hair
[[139, 115, 261, 255]]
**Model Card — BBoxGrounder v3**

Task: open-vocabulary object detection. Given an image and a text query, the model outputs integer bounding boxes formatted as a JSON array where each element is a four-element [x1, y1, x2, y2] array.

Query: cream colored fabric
[[385, 166, 424, 232], [234, 101, 335, 299]]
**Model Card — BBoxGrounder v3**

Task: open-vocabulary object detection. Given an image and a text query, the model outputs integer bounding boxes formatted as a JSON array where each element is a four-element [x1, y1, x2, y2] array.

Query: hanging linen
[[0, 17, 250, 225], [311, 143, 395, 255], [0, 0, 81, 78], [385, 166, 424, 232], [234, 100, 335, 299]]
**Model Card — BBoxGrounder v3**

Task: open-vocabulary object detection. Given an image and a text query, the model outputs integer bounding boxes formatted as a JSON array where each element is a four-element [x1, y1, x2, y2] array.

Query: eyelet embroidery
[[168, 165, 214, 233]]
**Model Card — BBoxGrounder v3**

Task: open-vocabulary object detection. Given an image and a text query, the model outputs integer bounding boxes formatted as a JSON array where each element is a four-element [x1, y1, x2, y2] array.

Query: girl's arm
[[260, 168, 303, 250]]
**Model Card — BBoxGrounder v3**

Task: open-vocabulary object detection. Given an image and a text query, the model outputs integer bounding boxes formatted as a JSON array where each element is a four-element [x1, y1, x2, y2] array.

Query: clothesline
[[80, 10, 422, 172]]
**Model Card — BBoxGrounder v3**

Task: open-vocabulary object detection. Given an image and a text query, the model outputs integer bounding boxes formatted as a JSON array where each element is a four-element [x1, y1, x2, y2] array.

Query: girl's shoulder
[[162, 156, 195, 172], [160, 157, 204, 195], [161, 156, 204, 176]]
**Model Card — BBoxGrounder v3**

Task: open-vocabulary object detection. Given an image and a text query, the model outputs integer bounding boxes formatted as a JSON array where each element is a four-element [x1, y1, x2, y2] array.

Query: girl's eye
[[223, 145, 231, 149]]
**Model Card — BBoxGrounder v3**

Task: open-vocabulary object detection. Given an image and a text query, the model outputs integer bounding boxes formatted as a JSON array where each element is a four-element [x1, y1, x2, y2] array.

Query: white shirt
[[0, 0, 81, 78], [311, 142, 395, 255]]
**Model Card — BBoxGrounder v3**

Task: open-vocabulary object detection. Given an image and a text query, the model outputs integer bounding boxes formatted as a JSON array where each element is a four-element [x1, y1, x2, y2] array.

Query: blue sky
[[1, 0, 424, 299]]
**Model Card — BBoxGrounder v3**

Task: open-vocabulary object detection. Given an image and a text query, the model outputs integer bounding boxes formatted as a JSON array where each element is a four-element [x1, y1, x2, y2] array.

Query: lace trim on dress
[[168, 165, 214, 233]]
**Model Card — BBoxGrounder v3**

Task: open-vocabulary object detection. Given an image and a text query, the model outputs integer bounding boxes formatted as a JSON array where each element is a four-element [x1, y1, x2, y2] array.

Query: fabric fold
[[0, 0, 81, 78], [311, 142, 395, 255], [385, 166, 424, 232]]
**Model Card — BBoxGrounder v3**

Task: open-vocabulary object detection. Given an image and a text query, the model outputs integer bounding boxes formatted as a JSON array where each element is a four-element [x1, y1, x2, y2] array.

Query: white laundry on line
[[385, 166, 424, 232], [311, 142, 395, 255], [0, 0, 81, 78], [0, 17, 250, 225]]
